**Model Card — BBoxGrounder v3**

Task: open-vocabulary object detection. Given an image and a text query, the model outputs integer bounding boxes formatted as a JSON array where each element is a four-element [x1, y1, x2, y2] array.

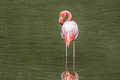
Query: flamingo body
[[61, 21, 79, 40], [61, 21, 79, 47]]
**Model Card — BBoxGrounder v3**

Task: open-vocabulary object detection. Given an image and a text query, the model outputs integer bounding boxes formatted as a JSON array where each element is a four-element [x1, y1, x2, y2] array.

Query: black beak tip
[[60, 23, 63, 25]]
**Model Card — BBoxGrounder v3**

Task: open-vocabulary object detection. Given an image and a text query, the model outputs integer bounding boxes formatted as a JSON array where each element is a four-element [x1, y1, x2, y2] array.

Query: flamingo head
[[59, 10, 72, 25], [59, 11, 65, 25]]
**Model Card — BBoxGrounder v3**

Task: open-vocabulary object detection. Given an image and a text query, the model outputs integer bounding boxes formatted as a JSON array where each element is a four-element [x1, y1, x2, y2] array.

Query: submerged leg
[[65, 44, 68, 70], [72, 40, 75, 71]]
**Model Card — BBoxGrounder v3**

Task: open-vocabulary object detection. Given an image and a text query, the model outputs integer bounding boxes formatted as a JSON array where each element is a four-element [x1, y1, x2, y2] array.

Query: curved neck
[[64, 11, 72, 22], [59, 11, 72, 24]]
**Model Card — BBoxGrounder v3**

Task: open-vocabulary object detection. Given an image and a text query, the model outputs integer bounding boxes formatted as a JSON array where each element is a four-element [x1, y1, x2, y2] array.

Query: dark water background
[[0, 0, 120, 80]]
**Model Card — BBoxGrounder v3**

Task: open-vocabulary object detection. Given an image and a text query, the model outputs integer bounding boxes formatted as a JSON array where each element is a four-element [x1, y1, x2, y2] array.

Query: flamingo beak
[[59, 16, 63, 25]]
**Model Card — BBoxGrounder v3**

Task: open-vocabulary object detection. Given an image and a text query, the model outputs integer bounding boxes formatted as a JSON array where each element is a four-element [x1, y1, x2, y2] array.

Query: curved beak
[[59, 16, 63, 25], [60, 23, 63, 25]]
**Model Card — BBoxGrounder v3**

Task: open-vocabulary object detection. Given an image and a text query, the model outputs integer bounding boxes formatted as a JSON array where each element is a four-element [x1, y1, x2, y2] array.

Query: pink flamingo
[[59, 10, 79, 80], [59, 10, 79, 47]]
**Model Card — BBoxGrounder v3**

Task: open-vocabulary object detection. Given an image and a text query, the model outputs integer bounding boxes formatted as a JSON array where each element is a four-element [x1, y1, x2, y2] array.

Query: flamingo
[[59, 10, 79, 80], [59, 10, 79, 47]]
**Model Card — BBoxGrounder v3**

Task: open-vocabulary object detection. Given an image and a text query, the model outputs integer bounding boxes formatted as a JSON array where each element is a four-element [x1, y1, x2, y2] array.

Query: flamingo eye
[[61, 14, 64, 17]]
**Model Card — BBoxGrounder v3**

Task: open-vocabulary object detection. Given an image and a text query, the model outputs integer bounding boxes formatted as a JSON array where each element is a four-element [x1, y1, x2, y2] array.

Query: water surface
[[0, 0, 120, 80]]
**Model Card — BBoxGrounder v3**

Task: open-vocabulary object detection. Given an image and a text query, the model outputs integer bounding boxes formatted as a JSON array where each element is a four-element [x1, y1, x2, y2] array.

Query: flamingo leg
[[65, 43, 68, 70], [72, 40, 75, 71]]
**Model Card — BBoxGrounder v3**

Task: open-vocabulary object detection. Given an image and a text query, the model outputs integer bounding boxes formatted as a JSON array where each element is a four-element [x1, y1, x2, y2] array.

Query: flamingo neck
[[59, 11, 72, 24], [64, 11, 72, 22]]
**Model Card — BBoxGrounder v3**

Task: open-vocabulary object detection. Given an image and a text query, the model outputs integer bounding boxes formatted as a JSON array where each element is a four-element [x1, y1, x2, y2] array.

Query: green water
[[0, 0, 120, 80]]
